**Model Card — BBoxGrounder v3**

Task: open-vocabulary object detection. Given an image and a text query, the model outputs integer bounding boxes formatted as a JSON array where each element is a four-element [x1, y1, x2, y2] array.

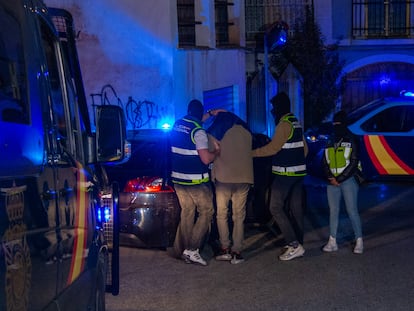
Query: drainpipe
[[264, 34, 273, 137]]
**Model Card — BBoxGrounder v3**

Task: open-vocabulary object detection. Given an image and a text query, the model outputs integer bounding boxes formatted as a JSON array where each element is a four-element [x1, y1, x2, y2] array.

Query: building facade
[[44, 0, 247, 130], [43, 0, 414, 132]]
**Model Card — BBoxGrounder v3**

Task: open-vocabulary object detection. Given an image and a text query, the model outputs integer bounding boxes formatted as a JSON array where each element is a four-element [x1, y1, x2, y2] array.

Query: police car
[[307, 92, 414, 180], [104, 129, 181, 249]]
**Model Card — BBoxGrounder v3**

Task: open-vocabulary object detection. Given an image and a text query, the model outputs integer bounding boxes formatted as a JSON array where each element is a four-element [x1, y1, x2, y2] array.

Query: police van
[[0, 1, 127, 310]]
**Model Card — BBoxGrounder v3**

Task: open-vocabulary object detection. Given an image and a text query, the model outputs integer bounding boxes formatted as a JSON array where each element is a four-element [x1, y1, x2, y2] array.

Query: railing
[[352, 0, 414, 39], [245, 0, 310, 44]]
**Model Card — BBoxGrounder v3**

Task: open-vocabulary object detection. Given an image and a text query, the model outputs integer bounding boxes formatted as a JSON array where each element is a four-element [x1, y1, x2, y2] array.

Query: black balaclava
[[187, 99, 204, 121], [333, 110, 348, 138], [270, 92, 291, 124]]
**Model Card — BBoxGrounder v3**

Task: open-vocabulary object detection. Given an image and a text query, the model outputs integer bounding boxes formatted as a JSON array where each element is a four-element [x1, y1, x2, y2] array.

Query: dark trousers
[[269, 174, 306, 245]]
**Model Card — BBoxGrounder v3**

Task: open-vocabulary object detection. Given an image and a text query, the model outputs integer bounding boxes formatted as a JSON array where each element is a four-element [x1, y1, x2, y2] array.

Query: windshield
[[105, 129, 172, 189]]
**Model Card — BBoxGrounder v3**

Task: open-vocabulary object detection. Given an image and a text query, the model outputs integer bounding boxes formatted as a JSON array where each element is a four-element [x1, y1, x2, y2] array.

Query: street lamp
[[264, 21, 288, 136]]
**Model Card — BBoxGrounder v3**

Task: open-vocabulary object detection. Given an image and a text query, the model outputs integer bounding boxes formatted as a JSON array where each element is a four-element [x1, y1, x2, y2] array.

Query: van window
[[41, 21, 70, 152], [0, 6, 28, 123]]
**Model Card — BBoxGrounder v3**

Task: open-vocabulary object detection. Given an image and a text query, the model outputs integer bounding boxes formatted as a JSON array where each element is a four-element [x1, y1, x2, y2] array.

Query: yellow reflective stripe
[[183, 118, 202, 144], [343, 147, 351, 159], [273, 171, 307, 176], [67, 162, 88, 285], [173, 177, 210, 185], [171, 146, 198, 155], [172, 171, 209, 180]]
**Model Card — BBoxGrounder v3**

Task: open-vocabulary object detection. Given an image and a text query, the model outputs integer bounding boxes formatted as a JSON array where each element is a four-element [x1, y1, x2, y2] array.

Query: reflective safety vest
[[324, 140, 352, 176], [272, 114, 307, 177], [170, 116, 210, 185]]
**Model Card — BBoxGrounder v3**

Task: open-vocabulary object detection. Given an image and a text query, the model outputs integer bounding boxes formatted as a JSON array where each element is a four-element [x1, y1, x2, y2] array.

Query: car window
[[403, 105, 414, 131], [105, 130, 172, 189], [348, 100, 384, 124], [129, 138, 170, 174], [361, 105, 413, 132]]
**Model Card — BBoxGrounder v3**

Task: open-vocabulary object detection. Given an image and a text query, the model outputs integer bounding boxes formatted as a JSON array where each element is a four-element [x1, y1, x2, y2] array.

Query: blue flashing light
[[266, 21, 289, 52], [400, 90, 414, 97], [97, 208, 102, 222], [97, 206, 111, 223], [379, 76, 391, 86], [161, 123, 171, 130], [104, 207, 111, 222], [159, 117, 174, 130]]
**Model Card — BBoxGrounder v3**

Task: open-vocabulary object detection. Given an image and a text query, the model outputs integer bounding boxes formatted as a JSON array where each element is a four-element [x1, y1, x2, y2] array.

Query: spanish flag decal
[[67, 162, 89, 285], [363, 135, 414, 175]]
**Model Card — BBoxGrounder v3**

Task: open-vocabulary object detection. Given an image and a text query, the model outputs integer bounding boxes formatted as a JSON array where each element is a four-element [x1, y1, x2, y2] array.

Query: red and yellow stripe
[[67, 162, 89, 285], [364, 135, 414, 175]]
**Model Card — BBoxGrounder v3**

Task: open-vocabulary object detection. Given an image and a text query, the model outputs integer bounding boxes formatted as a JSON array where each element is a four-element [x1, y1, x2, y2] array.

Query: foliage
[[269, 5, 346, 129]]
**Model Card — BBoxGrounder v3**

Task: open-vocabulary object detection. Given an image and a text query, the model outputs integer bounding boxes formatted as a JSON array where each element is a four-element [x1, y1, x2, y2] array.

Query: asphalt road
[[106, 177, 414, 311]]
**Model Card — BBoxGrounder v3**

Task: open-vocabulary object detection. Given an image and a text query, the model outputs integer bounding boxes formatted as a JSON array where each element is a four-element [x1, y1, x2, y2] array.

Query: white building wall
[[44, 0, 247, 129], [174, 49, 246, 119]]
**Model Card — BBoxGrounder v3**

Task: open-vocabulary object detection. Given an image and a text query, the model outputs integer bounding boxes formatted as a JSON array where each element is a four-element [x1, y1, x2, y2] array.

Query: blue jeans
[[327, 177, 362, 239], [215, 181, 251, 253], [269, 175, 305, 245], [173, 183, 214, 251]]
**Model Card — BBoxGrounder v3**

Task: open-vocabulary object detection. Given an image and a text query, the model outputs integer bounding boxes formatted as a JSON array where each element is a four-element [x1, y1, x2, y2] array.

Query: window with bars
[[177, 0, 199, 47], [215, 0, 234, 46], [245, 0, 310, 45], [352, 0, 414, 38]]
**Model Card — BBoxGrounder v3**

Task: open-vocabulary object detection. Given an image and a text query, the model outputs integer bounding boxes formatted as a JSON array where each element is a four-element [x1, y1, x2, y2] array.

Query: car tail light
[[123, 176, 174, 193]]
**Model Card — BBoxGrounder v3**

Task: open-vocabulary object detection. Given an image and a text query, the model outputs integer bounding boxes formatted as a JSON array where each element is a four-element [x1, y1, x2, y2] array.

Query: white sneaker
[[279, 244, 305, 261], [183, 249, 207, 266], [323, 236, 338, 252], [353, 237, 363, 254], [215, 248, 232, 261]]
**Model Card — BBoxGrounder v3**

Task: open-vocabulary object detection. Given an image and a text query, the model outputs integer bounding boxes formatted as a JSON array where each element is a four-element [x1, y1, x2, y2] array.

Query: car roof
[[348, 95, 414, 125], [127, 128, 172, 141]]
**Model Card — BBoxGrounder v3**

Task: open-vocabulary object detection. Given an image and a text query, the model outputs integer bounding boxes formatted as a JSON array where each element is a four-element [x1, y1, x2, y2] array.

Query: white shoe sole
[[322, 246, 338, 252], [279, 248, 305, 261], [183, 255, 207, 266]]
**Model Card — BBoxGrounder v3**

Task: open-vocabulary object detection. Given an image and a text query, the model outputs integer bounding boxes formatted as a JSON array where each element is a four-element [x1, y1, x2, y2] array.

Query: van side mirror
[[96, 105, 127, 163]]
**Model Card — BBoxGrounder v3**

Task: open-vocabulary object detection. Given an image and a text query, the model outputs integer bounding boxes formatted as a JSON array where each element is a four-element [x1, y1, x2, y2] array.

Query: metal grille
[[352, 0, 414, 38], [51, 15, 67, 37], [247, 70, 267, 134], [203, 85, 235, 112], [102, 194, 114, 284], [177, 0, 197, 46], [245, 0, 310, 44], [215, 0, 234, 46]]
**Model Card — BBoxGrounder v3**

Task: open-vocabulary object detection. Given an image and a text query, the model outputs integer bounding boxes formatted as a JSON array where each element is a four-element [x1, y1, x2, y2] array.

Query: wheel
[[94, 251, 107, 311]]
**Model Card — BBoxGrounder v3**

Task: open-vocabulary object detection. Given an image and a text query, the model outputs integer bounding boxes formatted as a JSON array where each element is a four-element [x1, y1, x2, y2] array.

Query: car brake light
[[123, 176, 174, 193]]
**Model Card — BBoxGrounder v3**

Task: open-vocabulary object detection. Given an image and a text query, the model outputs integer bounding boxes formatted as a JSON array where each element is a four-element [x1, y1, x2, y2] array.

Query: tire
[[94, 251, 107, 311]]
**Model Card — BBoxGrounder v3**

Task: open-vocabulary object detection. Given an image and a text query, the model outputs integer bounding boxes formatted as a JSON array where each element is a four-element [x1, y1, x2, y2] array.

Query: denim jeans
[[174, 183, 214, 251], [269, 175, 305, 245], [215, 181, 251, 253], [327, 176, 362, 239]]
